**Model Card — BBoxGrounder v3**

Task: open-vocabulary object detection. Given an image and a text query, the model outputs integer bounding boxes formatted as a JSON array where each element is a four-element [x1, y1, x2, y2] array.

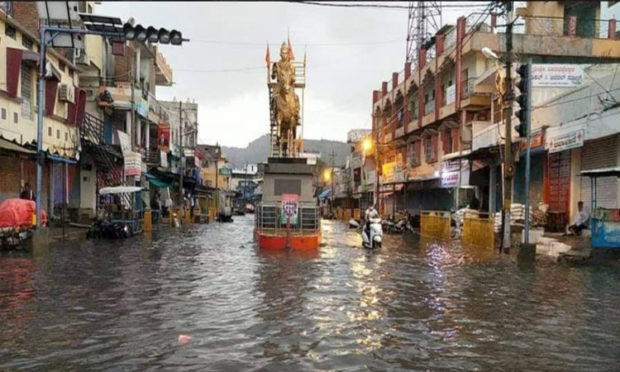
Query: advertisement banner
[[124, 151, 142, 177], [546, 125, 585, 153], [157, 123, 170, 152], [160, 151, 168, 168], [280, 193, 299, 225], [531, 64, 584, 87]]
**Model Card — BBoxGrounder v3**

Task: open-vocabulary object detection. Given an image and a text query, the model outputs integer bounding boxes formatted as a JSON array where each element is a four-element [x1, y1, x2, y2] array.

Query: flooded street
[[1, 216, 620, 371]]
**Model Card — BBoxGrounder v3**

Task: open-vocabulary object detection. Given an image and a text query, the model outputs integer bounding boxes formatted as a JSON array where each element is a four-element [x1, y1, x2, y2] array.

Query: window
[[59, 61, 66, 73], [48, 127, 52, 136], [408, 141, 420, 166], [443, 130, 453, 154], [5, 24, 16, 39], [21, 64, 32, 119], [425, 136, 434, 162], [1, 108, 6, 120], [57, 129, 60, 139], [274, 179, 301, 196], [22, 37, 33, 50], [65, 132, 68, 141], [13, 112, 18, 124]]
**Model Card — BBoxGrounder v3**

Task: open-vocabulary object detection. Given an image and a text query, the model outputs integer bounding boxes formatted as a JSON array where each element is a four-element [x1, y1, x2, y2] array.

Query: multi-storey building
[[0, 3, 85, 220], [372, 1, 620, 224]]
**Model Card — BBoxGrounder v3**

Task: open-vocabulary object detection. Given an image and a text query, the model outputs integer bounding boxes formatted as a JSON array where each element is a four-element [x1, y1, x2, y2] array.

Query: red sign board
[[157, 123, 170, 152]]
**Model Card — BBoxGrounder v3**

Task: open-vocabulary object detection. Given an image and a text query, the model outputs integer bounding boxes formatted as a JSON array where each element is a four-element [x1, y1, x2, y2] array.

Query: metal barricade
[[462, 211, 495, 249], [420, 210, 451, 240], [256, 202, 320, 234]]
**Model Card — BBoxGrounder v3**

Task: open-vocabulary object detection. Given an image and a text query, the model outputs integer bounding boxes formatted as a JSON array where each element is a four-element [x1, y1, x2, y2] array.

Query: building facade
[[372, 1, 620, 222]]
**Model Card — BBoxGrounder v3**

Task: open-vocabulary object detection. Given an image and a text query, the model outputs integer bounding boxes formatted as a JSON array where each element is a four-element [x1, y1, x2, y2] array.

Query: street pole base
[[30, 228, 49, 254], [518, 243, 536, 268]]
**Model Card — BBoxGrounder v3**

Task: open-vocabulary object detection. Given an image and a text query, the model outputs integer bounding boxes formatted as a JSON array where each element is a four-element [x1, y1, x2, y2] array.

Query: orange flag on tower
[[287, 35, 295, 60], [265, 43, 271, 67]]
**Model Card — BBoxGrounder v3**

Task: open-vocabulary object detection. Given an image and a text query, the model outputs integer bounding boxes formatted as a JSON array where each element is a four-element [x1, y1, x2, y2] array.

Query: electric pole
[[502, 1, 515, 253]]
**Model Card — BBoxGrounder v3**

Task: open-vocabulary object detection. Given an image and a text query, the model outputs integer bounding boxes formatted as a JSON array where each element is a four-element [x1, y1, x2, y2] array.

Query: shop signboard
[[546, 125, 585, 153], [441, 159, 468, 188], [124, 151, 142, 177], [280, 193, 299, 225], [531, 64, 584, 87]]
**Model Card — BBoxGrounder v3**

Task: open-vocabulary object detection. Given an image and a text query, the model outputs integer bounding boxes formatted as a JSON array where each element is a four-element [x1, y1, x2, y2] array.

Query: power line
[[190, 39, 403, 47], [289, 1, 489, 10]]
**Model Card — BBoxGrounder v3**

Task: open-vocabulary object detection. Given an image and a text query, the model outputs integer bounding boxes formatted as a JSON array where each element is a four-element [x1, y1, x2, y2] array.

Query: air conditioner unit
[[59, 84, 75, 104]]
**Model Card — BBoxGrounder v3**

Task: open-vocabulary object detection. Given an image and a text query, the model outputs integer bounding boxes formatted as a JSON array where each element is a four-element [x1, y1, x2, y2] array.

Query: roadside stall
[[581, 167, 620, 249]]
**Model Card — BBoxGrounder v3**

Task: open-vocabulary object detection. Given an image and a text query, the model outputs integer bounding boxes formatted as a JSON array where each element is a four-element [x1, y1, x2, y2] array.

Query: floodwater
[[1, 216, 619, 371]]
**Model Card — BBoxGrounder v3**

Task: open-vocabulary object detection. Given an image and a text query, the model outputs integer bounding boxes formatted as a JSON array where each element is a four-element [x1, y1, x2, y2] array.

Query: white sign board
[[446, 84, 456, 104], [117, 130, 131, 156], [160, 151, 168, 168], [546, 126, 585, 153], [531, 64, 584, 87], [124, 152, 142, 177]]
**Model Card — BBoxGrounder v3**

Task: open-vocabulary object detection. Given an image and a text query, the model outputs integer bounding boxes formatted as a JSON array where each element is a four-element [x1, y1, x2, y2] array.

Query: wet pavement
[[1, 215, 620, 371]]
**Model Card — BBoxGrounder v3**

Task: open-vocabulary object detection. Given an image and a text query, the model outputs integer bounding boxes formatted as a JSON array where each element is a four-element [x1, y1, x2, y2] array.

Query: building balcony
[[155, 51, 173, 86], [468, 20, 620, 64], [395, 126, 405, 139]]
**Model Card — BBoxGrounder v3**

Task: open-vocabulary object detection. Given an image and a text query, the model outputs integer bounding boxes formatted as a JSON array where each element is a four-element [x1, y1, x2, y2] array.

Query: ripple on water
[[1, 216, 619, 371]]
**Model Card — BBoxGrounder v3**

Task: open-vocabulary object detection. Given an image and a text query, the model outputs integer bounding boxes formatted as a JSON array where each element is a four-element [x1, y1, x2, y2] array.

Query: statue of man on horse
[[271, 41, 300, 156]]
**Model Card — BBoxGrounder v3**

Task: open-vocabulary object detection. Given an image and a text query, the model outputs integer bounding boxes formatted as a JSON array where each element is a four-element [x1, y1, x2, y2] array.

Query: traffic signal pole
[[502, 2, 515, 253], [523, 58, 533, 246]]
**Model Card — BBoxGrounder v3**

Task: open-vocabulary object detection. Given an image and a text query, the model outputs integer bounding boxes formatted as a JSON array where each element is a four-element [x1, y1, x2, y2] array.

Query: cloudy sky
[[96, 1, 617, 147]]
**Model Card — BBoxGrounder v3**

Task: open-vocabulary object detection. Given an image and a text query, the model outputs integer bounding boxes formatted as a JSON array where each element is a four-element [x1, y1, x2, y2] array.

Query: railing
[[517, 15, 615, 40], [461, 77, 477, 99], [256, 202, 321, 234]]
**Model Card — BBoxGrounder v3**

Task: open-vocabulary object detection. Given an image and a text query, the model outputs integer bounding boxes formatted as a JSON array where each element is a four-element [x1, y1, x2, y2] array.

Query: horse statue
[[271, 42, 300, 156]]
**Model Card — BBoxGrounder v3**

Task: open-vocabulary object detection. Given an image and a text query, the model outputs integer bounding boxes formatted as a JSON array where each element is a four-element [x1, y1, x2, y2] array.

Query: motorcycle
[[362, 217, 383, 249]]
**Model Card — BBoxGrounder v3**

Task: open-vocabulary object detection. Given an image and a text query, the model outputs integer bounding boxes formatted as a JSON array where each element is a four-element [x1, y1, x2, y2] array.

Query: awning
[[47, 154, 77, 164], [145, 172, 172, 188], [580, 167, 620, 178], [195, 183, 216, 194], [100, 186, 143, 195], [0, 138, 35, 154]]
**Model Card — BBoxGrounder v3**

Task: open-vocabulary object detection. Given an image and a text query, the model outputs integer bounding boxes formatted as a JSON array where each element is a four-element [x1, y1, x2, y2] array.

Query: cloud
[[96, 2, 490, 147]]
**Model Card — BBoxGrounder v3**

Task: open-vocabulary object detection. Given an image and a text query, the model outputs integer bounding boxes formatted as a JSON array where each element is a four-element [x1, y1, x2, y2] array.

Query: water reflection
[[0, 217, 619, 370]]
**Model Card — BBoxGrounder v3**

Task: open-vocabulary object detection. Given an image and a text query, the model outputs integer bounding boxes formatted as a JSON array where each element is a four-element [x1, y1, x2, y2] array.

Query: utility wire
[[290, 1, 489, 10]]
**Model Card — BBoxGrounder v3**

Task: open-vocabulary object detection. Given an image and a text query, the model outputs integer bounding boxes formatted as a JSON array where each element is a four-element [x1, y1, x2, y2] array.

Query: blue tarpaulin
[[47, 154, 77, 164], [318, 188, 331, 201]]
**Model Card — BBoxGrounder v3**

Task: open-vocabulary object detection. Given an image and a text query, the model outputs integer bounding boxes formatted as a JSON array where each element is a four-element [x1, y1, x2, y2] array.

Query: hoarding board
[[531, 64, 584, 87]]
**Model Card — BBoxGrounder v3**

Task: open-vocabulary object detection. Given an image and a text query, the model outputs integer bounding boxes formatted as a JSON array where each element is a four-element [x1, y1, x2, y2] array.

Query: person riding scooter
[[364, 204, 379, 236]]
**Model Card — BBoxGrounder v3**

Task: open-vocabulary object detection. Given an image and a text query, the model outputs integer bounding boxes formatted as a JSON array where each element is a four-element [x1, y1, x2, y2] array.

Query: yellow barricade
[[420, 210, 451, 240], [144, 210, 152, 232], [353, 209, 361, 220], [462, 211, 495, 249], [343, 209, 352, 221]]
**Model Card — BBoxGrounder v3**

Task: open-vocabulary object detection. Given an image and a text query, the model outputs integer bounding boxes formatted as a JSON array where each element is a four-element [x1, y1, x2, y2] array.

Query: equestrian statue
[[271, 41, 300, 157]]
